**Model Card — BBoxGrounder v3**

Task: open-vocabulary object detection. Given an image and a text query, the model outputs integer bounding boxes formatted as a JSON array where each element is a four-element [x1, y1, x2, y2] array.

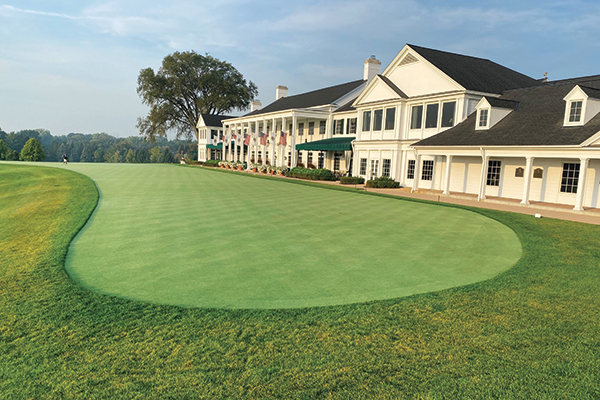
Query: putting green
[[53, 163, 520, 309]]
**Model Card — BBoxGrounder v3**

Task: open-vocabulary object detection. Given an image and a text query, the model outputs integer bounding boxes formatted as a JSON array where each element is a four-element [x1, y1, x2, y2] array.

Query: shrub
[[203, 159, 221, 167], [20, 138, 46, 161], [340, 176, 365, 185], [365, 176, 400, 188], [307, 163, 316, 169], [285, 166, 336, 181], [185, 160, 204, 165]]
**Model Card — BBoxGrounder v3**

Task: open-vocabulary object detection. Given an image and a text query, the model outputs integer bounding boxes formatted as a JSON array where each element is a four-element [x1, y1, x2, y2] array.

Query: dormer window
[[478, 109, 489, 128], [569, 100, 583, 123]]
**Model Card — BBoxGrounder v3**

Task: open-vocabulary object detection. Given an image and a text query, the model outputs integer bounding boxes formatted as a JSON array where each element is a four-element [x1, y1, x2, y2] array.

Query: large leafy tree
[[137, 51, 258, 141], [19, 138, 46, 161]]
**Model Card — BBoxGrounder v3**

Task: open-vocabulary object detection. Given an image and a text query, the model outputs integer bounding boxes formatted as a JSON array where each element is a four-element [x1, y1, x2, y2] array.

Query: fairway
[[51, 163, 521, 309]]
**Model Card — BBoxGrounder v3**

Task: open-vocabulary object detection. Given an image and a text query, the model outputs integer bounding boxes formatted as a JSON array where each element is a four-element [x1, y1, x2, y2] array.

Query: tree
[[0, 139, 9, 160], [125, 149, 136, 163], [20, 138, 46, 161], [149, 147, 161, 163], [136, 51, 258, 141], [80, 145, 93, 162]]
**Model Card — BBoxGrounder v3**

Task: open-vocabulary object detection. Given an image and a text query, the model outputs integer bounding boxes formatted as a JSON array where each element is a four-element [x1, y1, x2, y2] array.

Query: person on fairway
[[62, 154, 68, 164]]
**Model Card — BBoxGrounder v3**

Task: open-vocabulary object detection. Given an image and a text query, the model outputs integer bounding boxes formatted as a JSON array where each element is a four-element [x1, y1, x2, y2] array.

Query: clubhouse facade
[[198, 44, 600, 211]]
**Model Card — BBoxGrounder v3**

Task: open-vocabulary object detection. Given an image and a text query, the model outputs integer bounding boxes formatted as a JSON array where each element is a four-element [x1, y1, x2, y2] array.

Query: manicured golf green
[[50, 163, 521, 309]]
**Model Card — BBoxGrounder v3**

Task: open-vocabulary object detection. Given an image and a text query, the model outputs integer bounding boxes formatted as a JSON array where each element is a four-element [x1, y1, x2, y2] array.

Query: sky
[[1, 0, 600, 138]]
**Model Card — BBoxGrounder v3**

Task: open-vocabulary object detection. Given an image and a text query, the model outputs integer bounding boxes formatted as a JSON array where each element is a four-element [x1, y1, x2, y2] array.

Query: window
[[373, 109, 383, 131], [385, 108, 395, 130], [533, 168, 544, 179], [479, 109, 489, 127], [370, 159, 379, 177], [335, 119, 344, 135], [486, 160, 501, 186], [410, 105, 423, 129], [298, 123, 304, 135], [515, 167, 524, 178], [362, 111, 371, 131], [318, 152, 325, 169], [297, 151, 303, 164], [382, 159, 391, 177], [422, 160, 434, 181], [561, 163, 580, 193], [407, 160, 415, 179], [289, 124, 292, 132], [334, 153, 341, 172], [441, 102, 456, 127], [307, 151, 313, 166], [360, 158, 367, 175], [569, 101, 583, 123], [319, 121, 326, 135], [308, 121, 314, 135], [287, 152, 291, 166], [425, 104, 439, 128], [349, 118, 357, 134]]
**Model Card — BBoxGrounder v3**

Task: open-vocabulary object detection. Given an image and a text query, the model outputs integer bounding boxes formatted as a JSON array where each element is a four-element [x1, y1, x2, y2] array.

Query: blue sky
[[1, 0, 600, 137]]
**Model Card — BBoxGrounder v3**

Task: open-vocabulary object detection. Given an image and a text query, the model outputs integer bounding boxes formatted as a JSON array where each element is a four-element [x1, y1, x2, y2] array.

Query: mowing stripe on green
[[50, 163, 520, 309]]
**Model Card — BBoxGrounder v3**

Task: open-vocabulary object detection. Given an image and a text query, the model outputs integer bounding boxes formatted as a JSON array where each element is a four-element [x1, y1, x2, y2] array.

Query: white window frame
[[564, 100, 585, 126], [477, 108, 490, 130]]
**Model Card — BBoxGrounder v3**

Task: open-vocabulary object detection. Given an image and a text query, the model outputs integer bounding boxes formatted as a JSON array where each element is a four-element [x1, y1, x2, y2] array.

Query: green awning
[[295, 136, 355, 151], [206, 141, 247, 150]]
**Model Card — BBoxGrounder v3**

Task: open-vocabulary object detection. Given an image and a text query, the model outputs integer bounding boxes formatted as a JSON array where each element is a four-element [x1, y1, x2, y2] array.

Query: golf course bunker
[[63, 163, 522, 309]]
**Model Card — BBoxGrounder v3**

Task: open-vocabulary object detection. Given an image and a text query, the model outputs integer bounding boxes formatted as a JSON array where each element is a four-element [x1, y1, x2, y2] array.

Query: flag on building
[[244, 133, 250, 146], [279, 131, 287, 146], [260, 132, 267, 146]]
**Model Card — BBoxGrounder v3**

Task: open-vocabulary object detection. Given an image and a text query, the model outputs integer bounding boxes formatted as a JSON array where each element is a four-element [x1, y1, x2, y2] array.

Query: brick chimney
[[276, 85, 288, 100], [251, 100, 262, 112], [364, 55, 381, 82]]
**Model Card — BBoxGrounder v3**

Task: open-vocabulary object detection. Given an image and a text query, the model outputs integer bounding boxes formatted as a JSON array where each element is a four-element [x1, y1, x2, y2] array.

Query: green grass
[[59, 163, 519, 309], [2, 162, 600, 399]]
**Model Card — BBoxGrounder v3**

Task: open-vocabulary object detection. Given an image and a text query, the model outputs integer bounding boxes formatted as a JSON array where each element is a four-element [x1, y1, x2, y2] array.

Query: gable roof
[[408, 44, 543, 94], [485, 97, 520, 110], [333, 97, 358, 113], [244, 79, 365, 117], [200, 114, 234, 127], [580, 85, 600, 100], [413, 76, 600, 147], [378, 75, 408, 98]]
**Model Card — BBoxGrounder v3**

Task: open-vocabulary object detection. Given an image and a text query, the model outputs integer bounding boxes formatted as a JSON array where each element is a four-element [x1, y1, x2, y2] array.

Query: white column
[[291, 113, 297, 168], [326, 113, 333, 139], [574, 158, 590, 211], [412, 152, 421, 192], [478, 149, 489, 201], [520, 156, 534, 205], [280, 117, 286, 167], [443, 154, 453, 195], [241, 124, 246, 167], [222, 125, 227, 161], [234, 124, 239, 162]]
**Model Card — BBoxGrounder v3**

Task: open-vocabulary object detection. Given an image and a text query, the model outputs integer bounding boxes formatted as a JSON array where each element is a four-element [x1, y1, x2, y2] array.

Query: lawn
[[1, 162, 600, 399], [58, 162, 520, 309]]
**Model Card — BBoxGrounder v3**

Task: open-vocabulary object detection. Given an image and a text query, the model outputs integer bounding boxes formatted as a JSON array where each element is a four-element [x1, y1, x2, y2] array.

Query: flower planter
[[252, 168, 257, 173], [226, 165, 231, 169], [270, 171, 276, 175], [278, 173, 285, 176], [238, 166, 243, 170]]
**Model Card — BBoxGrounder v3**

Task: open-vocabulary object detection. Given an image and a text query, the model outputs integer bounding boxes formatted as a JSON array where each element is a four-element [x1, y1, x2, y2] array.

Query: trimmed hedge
[[203, 159, 221, 167], [365, 176, 400, 188], [185, 160, 203, 165], [340, 176, 365, 185], [286, 166, 336, 181]]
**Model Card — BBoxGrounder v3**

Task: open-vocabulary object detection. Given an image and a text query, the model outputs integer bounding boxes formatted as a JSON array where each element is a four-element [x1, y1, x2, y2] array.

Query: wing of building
[[199, 44, 600, 211]]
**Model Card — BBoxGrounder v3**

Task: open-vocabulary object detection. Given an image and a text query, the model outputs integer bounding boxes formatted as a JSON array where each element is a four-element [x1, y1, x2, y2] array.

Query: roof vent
[[398, 53, 418, 67]]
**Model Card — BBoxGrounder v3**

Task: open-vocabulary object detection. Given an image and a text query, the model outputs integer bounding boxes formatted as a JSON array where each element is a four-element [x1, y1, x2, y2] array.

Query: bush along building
[[199, 44, 600, 211]]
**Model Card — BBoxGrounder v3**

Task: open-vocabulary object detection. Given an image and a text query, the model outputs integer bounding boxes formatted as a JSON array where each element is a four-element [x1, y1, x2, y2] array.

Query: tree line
[[0, 128, 197, 163]]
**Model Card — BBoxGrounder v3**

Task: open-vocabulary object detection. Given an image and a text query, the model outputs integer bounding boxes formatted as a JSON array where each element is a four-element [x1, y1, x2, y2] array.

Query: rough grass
[[1, 163, 600, 399]]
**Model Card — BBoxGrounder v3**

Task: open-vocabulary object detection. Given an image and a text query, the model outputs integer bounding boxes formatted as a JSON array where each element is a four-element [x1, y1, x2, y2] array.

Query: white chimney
[[364, 55, 381, 82], [251, 100, 262, 112], [276, 85, 288, 100]]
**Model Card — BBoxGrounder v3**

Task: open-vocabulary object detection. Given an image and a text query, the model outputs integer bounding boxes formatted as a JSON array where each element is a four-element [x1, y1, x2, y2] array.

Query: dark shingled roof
[[485, 97, 520, 110], [408, 44, 543, 94], [244, 79, 365, 117], [580, 85, 600, 100], [200, 114, 234, 127], [413, 76, 600, 147], [333, 97, 358, 113], [378, 75, 408, 98]]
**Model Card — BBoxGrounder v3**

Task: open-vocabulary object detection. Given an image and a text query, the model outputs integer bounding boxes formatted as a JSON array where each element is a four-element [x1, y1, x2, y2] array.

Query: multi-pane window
[[335, 119, 344, 135], [334, 153, 341, 172], [425, 104, 439, 128], [288, 152, 291, 166], [422, 160, 434, 181], [318, 152, 325, 169], [360, 158, 367, 175], [385, 108, 395, 130], [297, 151, 303, 164], [479, 109, 489, 127], [441, 102, 456, 127], [362, 111, 371, 131], [569, 101, 583, 122], [298, 123, 304, 135], [319, 121, 326, 135], [561, 163, 580, 193], [410, 105, 423, 129], [308, 121, 314, 135], [407, 159, 415, 179], [307, 151, 313, 166], [486, 160, 502, 186], [370, 159, 379, 178], [373, 109, 383, 131], [289, 124, 293, 132], [349, 118, 357, 134], [382, 159, 391, 177]]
